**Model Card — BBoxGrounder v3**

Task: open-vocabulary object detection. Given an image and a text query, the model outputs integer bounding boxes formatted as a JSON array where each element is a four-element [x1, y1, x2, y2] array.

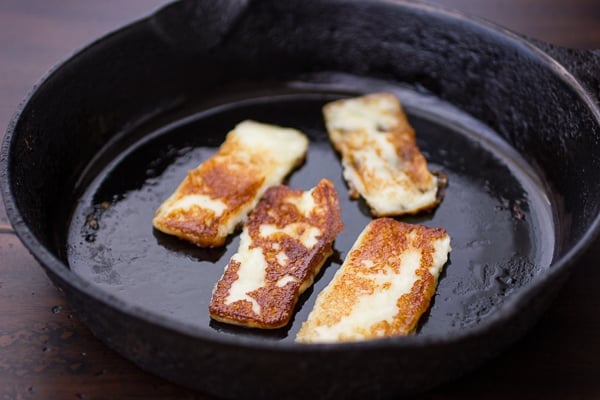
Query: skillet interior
[[66, 77, 555, 342], [3, 0, 599, 397]]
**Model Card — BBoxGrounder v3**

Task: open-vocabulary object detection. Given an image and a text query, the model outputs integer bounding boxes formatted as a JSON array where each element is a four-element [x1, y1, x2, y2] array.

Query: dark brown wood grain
[[0, 1, 598, 399]]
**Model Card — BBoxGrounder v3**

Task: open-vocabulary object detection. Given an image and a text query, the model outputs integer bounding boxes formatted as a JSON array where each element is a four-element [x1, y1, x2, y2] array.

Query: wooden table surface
[[1, 1, 599, 399]]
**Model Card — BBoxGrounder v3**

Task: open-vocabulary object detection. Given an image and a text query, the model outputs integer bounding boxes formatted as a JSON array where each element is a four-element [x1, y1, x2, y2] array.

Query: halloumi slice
[[296, 218, 450, 343], [209, 179, 344, 329], [152, 120, 309, 247], [324, 93, 445, 216]]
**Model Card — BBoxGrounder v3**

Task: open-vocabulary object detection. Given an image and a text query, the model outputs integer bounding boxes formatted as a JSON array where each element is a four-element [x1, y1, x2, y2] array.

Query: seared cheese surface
[[324, 93, 443, 216], [296, 218, 451, 343], [209, 179, 344, 329], [152, 120, 309, 247]]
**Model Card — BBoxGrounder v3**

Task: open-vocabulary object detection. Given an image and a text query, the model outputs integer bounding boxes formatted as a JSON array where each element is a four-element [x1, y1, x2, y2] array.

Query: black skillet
[[1, 0, 599, 398]]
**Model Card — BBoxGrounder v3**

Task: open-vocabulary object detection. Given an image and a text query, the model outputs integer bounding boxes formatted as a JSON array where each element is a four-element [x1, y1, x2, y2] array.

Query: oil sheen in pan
[[67, 81, 555, 342]]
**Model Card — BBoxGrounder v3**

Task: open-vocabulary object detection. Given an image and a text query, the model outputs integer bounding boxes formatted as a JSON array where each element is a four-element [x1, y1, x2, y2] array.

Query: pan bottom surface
[[67, 75, 555, 342]]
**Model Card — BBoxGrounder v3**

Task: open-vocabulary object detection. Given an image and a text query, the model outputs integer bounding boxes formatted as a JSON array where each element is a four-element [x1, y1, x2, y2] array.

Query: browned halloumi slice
[[323, 93, 445, 216], [209, 179, 344, 329], [296, 218, 450, 343], [152, 120, 309, 247]]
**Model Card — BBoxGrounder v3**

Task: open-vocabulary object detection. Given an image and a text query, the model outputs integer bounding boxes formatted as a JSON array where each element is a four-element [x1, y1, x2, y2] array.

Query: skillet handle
[[532, 40, 600, 107], [149, 0, 251, 53]]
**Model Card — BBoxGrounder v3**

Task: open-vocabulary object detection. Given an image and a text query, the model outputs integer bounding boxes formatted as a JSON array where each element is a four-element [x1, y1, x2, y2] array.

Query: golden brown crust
[[324, 93, 432, 192], [296, 218, 450, 342], [324, 93, 445, 216], [152, 122, 308, 247], [153, 149, 266, 247], [209, 179, 344, 329]]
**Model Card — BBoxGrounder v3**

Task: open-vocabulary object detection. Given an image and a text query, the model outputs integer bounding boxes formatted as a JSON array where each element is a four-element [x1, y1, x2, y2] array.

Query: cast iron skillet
[[2, 0, 599, 398]]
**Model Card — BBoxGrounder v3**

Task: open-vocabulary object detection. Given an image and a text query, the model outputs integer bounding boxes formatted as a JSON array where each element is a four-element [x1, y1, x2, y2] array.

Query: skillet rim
[[1, 0, 600, 354]]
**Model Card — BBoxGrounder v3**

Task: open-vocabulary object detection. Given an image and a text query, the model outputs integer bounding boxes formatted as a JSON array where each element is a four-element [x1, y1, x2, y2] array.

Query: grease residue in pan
[[67, 78, 555, 342]]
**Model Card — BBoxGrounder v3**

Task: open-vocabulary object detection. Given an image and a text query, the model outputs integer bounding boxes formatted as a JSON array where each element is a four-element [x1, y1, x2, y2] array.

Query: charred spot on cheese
[[296, 218, 451, 343], [152, 120, 309, 247], [323, 93, 446, 216], [208, 179, 344, 329]]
